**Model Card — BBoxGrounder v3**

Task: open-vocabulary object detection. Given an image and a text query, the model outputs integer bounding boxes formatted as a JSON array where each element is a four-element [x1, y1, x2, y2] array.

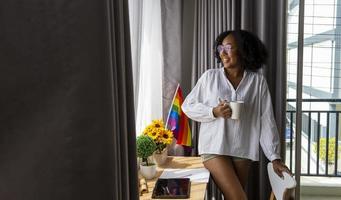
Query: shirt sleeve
[[259, 78, 282, 161], [181, 72, 217, 123]]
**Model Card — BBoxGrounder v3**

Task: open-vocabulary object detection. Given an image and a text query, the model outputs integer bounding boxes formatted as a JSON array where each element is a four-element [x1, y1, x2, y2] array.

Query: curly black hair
[[214, 30, 268, 71]]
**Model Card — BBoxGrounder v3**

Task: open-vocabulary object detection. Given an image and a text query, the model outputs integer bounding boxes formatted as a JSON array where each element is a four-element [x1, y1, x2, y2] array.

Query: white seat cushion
[[267, 162, 296, 200]]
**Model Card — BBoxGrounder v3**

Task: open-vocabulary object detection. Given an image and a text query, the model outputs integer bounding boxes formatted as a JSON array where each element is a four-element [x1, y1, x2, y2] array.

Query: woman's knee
[[226, 190, 247, 200], [203, 156, 247, 199], [220, 182, 247, 200]]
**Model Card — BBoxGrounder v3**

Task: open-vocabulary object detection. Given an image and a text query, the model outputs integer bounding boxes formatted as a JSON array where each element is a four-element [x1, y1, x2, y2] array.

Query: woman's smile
[[222, 57, 229, 63]]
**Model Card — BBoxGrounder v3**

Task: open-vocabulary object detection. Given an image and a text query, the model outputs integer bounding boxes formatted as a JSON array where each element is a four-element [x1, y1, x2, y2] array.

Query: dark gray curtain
[[190, 0, 287, 200], [161, 0, 184, 122], [0, 0, 138, 200], [161, 0, 196, 123], [161, 0, 195, 156]]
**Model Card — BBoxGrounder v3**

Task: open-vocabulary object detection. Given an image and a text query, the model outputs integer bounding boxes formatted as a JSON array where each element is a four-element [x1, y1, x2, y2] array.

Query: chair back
[[267, 162, 296, 200]]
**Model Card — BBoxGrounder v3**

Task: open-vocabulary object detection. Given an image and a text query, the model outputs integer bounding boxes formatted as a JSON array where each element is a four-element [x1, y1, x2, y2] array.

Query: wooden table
[[139, 156, 207, 200]]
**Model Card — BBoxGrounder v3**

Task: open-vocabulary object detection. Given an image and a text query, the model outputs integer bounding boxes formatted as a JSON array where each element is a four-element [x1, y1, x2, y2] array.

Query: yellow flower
[[151, 119, 164, 128], [160, 129, 173, 145], [141, 119, 174, 152], [142, 126, 153, 135]]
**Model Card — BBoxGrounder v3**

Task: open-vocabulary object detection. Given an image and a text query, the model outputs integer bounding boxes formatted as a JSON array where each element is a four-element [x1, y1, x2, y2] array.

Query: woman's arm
[[259, 78, 292, 177], [259, 79, 281, 161], [181, 72, 218, 123]]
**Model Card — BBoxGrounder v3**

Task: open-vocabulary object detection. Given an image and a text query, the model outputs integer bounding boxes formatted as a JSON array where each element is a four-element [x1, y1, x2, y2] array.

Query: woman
[[181, 30, 291, 200]]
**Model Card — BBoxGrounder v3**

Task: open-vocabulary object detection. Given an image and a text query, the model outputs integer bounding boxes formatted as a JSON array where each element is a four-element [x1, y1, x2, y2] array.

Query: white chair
[[267, 162, 296, 200]]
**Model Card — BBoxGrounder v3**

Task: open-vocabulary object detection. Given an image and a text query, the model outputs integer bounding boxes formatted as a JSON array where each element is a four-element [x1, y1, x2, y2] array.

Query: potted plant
[[142, 119, 173, 165], [313, 137, 341, 173], [136, 135, 157, 179]]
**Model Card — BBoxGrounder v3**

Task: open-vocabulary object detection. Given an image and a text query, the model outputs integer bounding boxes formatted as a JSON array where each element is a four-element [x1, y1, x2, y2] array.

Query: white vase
[[153, 148, 168, 166], [140, 163, 157, 180]]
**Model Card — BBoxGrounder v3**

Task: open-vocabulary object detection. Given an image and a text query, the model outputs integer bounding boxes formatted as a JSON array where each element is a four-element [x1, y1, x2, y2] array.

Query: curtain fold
[[0, 0, 138, 199], [161, 0, 187, 156], [110, 0, 139, 199], [161, 0, 183, 123], [128, 0, 143, 112], [133, 0, 163, 135], [190, 0, 287, 199]]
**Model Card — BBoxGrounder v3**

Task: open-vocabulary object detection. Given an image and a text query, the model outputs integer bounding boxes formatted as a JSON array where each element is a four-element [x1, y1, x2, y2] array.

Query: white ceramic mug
[[229, 101, 244, 120]]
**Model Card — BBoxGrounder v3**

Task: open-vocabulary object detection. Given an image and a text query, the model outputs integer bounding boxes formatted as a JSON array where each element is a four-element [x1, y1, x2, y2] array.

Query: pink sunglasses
[[217, 44, 234, 55]]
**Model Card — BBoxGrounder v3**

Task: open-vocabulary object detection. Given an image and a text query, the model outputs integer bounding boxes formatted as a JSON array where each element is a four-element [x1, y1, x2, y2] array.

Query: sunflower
[[142, 126, 153, 136], [153, 128, 163, 140], [141, 119, 174, 153], [151, 119, 164, 128], [160, 129, 173, 145]]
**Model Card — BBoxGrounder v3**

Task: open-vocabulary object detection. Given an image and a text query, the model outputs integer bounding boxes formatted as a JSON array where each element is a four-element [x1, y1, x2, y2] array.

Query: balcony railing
[[286, 99, 341, 177]]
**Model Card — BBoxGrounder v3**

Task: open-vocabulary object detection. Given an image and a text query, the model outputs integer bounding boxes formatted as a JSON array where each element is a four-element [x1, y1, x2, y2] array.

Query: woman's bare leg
[[232, 159, 251, 189], [203, 156, 247, 200]]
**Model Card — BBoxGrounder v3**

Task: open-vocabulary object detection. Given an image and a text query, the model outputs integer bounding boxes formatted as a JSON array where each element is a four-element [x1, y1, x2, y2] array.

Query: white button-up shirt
[[182, 68, 281, 161]]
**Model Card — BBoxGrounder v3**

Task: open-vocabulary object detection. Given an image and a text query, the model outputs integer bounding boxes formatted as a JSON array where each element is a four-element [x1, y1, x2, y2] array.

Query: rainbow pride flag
[[166, 84, 192, 147]]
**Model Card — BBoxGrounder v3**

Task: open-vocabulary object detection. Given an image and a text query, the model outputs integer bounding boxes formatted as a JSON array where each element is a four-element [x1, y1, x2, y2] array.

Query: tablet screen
[[152, 178, 191, 199]]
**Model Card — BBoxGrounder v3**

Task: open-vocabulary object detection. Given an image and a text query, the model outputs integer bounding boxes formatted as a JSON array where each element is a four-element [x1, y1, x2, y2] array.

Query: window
[[286, 0, 341, 179]]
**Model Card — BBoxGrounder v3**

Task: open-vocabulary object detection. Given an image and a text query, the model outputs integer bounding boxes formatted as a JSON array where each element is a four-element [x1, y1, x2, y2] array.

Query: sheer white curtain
[[129, 0, 163, 135], [128, 0, 142, 110]]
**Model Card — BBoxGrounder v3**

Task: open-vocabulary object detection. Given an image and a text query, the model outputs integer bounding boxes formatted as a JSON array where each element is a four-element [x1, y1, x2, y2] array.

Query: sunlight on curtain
[[129, 0, 163, 135], [128, 0, 142, 111]]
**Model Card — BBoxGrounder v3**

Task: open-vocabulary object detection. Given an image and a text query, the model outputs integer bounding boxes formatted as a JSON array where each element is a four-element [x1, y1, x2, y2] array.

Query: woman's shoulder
[[194, 68, 221, 86], [246, 70, 266, 81], [201, 68, 222, 78]]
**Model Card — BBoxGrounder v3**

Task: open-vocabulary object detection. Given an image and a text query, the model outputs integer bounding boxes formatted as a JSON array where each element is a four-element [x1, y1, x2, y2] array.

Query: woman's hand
[[213, 101, 232, 118], [272, 159, 293, 178]]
